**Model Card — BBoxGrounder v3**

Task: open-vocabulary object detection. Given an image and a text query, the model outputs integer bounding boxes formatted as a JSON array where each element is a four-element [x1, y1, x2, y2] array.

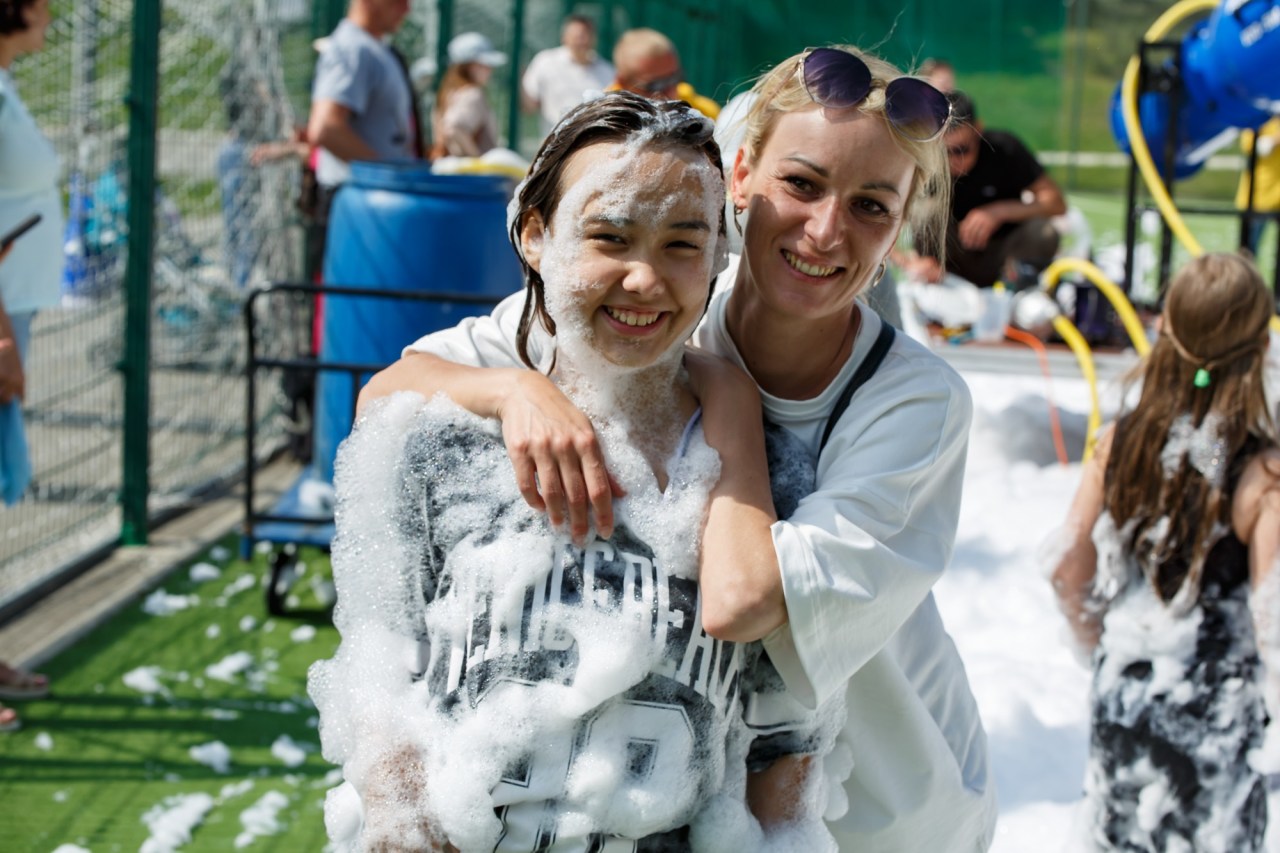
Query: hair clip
[[1193, 368, 1211, 388]]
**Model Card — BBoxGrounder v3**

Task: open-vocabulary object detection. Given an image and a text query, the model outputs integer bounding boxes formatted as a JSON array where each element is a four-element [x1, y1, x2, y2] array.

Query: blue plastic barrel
[[314, 162, 521, 481]]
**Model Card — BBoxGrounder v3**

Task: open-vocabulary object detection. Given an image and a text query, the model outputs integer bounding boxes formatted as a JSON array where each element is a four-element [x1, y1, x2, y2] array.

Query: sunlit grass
[[0, 536, 337, 851]]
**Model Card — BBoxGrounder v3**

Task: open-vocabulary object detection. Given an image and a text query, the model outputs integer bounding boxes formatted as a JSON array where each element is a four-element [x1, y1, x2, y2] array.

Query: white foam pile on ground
[[206, 652, 254, 683], [139, 792, 215, 852], [271, 734, 308, 768], [122, 666, 169, 696], [233, 790, 290, 848], [188, 741, 232, 774], [189, 562, 221, 583], [142, 589, 199, 616]]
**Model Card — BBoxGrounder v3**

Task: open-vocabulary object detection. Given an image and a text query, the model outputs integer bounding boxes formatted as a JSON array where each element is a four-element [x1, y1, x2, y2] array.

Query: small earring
[[732, 205, 744, 237], [874, 259, 888, 283]]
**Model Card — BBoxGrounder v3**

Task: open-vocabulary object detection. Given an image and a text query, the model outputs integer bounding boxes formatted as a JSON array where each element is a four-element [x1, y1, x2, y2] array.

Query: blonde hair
[[739, 45, 952, 270]]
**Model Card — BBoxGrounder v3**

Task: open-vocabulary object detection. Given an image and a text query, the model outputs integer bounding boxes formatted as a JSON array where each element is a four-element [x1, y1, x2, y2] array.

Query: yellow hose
[[1042, 258, 1152, 356], [1052, 314, 1103, 462], [1120, 0, 1218, 259]]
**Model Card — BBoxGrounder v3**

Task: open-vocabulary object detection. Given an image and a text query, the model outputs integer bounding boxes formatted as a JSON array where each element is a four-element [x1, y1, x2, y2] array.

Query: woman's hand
[[747, 754, 815, 825], [360, 745, 457, 852], [361, 352, 623, 543], [497, 370, 623, 543], [0, 338, 22, 404], [0, 299, 23, 404]]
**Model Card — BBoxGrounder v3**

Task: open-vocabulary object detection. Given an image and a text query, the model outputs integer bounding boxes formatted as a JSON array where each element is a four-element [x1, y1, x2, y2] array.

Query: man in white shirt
[[520, 15, 614, 137]]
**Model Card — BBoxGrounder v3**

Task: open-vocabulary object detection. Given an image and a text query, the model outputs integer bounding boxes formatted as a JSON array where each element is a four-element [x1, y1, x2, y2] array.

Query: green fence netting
[[1, 0, 309, 608]]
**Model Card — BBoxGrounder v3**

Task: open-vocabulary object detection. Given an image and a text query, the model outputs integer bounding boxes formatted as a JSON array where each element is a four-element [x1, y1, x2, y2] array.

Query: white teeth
[[783, 249, 838, 277], [604, 306, 660, 327]]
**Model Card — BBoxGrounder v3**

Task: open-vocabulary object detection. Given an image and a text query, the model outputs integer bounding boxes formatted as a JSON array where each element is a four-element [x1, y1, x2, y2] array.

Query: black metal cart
[[240, 281, 505, 615]]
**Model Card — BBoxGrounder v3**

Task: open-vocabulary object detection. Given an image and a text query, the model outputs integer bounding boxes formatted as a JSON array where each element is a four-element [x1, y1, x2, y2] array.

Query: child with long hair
[[1052, 252, 1280, 852], [310, 91, 839, 852], [431, 32, 505, 158]]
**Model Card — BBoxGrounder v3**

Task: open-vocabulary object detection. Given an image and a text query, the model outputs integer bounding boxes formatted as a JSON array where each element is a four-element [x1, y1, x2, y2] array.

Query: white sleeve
[[763, 349, 974, 707], [401, 290, 535, 369]]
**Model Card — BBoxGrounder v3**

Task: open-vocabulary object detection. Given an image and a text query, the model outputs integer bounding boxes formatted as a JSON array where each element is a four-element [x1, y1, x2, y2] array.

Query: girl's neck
[[554, 358, 697, 491], [725, 269, 860, 400]]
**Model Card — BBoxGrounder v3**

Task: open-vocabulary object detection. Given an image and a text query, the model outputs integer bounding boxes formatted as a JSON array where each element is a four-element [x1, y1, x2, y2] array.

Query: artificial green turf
[[0, 536, 339, 851]]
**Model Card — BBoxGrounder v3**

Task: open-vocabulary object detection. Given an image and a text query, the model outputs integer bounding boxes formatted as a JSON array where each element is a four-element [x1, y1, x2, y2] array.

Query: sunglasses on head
[[800, 48, 952, 142]]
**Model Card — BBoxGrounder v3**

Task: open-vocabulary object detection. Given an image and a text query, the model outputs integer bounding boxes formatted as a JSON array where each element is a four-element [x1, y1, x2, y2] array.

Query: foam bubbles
[[142, 589, 198, 616], [312, 391, 836, 849], [234, 790, 289, 848], [139, 793, 215, 853], [189, 741, 232, 774]]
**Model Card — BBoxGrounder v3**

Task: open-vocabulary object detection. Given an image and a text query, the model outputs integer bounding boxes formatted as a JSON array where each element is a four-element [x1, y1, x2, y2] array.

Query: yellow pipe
[[1120, 0, 1218, 260], [1052, 314, 1103, 462], [1042, 258, 1152, 356]]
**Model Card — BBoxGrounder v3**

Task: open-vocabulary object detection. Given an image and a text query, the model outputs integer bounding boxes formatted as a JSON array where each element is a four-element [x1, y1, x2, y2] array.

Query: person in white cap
[[432, 31, 506, 158]]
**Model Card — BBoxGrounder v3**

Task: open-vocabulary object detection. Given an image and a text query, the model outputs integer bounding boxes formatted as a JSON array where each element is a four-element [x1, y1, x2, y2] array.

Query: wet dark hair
[[511, 90, 726, 370], [0, 0, 37, 35]]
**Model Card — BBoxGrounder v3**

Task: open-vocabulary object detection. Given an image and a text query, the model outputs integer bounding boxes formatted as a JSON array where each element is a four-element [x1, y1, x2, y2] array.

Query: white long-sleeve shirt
[[404, 259, 997, 851]]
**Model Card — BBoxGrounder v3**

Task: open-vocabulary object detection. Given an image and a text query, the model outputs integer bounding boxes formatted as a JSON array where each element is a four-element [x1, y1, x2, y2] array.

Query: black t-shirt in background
[[950, 128, 1045, 241]]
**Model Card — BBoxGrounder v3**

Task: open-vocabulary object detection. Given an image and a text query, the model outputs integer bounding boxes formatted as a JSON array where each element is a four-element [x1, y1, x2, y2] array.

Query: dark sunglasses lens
[[883, 78, 951, 140], [803, 48, 872, 109]]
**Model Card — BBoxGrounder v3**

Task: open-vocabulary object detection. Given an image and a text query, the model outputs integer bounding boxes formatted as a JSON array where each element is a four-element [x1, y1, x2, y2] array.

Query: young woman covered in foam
[[310, 91, 842, 852], [363, 47, 997, 851], [1052, 252, 1280, 852]]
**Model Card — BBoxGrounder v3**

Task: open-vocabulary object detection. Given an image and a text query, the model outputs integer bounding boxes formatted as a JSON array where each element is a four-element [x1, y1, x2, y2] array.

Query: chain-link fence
[[1, 0, 310, 610]]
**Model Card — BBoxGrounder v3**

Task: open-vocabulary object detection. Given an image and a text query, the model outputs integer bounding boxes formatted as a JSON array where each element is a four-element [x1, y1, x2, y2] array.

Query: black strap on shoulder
[[388, 45, 426, 160], [818, 321, 896, 454]]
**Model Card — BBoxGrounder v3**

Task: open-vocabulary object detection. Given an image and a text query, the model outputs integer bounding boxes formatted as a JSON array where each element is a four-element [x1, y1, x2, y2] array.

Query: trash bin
[[313, 162, 521, 481]]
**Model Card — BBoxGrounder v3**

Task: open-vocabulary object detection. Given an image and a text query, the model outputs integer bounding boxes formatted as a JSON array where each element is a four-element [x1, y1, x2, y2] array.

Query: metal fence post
[[435, 0, 455, 98], [599, 0, 617, 59], [507, 0, 527, 150], [120, 0, 161, 546], [314, 0, 345, 41]]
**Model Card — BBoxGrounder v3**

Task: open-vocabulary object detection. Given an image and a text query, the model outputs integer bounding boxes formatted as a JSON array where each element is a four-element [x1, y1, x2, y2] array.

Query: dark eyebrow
[[783, 154, 830, 178], [583, 214, 632, 228], [669, 220, 712, 232], [582, 215, 711, 232], [783, 154, 902, 195]]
